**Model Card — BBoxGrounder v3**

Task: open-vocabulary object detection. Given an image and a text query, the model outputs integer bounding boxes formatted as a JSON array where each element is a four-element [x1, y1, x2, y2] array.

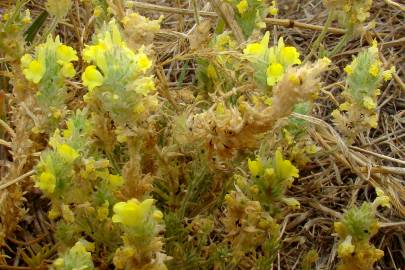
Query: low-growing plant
[[0, 0, 401, 269]]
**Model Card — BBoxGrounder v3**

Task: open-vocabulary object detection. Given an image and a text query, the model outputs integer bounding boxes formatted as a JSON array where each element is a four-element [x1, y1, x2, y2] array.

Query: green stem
[[40, 17, 58, 41], [305, 11, 335, 62], [329, 27, 354, 56], [192, 0, 200, 25]]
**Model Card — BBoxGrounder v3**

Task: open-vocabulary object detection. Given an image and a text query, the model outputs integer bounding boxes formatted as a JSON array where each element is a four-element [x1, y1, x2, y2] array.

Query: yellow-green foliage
[[53, 240, 94, 270], [242, 149, 300, 210], [20, 36, 77, 132], [243, 31, 301, 88], [0, 4, 31, 59], [0, 0, 396, 269], [323, 0, 373, 27], [225, 0, 272, 37], [332, 41, 394, 140], [82, 20, 157, 127], [334, 192, 390, 270]]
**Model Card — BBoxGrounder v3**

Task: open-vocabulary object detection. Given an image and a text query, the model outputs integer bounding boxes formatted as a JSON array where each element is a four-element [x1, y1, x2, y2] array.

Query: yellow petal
[[23, 60, 46, 84], [236, 0, 248, 15], [344, 65, 353, 75], [112, 198, 154, 227], [248, 158, 262, 177], [280, 46, 301, 66], [362, 96, 376, 110], [243, 31, 270, 56], [82, 65, 104, 91], [368, 62, 380, 77], [61, 62, 76, 78], [266, 62, 284, 86], [20, 54, 33, 68], [136, 53, 152, 73], [338, 236, 355, 257], [282, 197, 300, 209], [57, 144, 79, 162], [274, 149, 299, 180], [108, 174, 124, 187], [37, 171, 56, 193], [56, 44, 78, 65]]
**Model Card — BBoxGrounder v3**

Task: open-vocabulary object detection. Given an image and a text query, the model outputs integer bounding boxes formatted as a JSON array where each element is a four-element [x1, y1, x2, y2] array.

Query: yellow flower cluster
[[334, 202, 385, 270], [236, 0, 249, 15], [53, 240, 94, 270], [246, 150, 300, 209], [323, 0, 372, 25], [36, 171, 56, 194], [81, 20, 153, 93], [243, 32, 301, 87], [21, 36, 77, 84], [333, 41, 395, 136]]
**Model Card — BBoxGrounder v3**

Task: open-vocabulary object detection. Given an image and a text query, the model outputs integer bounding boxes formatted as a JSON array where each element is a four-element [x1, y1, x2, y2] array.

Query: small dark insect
[[224, 129, 234, 136]]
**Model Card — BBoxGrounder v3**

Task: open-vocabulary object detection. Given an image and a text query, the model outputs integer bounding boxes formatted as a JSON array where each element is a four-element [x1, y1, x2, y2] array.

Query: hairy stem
[[305, 11, 334, 62]]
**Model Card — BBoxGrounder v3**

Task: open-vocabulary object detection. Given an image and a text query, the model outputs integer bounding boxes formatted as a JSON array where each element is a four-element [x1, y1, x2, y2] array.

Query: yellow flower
[[57, 144, 79, 162], [82, 44, 107, 71], [97, 201, 110, 221], [236, 0, 248, 15], [152, 210, 164, 221], [207, 64, 218, 80], [82, 65, 104, 91], [112, 198, 154, 227], [53, 258, 64, 268], [56, 44, 78, 65], [269, 1, 278, 15], [249, 185, 259, 194], [334, 222, 347, 237], [282, 197, 300, 209], [362, 96, 376, 110], [78, 239, 95, 252], [23, 60, 46, 84], [370, 39, 378, 55], [20, 54, 33, 68], [62, 204, 75, 223], [108, 174, 124, 187], [216, 102, 226, 115], [61, 62, 75, 78], [48, 205, 61, 220], [366, 114, 378, 128], [113, 246, 136, 269], [93, 6, 103, 17], [274, 149, 299, 180], [133, 102, 145, 114], [382, 66, 395, 81], [243, 31, 270, 56], [344, 65, 353, 75], [37, 171, 56, 193], [368, 62, 380, 77], [266, 62, 284, 86], [248, 158, 263, 177], [338, 236, 355, 257], [136, 53, 152, 73], [339, 102, 351, 111], [373, 195, 390, 209], [280, 46, 301, 66], [22, 9, 31, 24], [264, 168, 274, 178]]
